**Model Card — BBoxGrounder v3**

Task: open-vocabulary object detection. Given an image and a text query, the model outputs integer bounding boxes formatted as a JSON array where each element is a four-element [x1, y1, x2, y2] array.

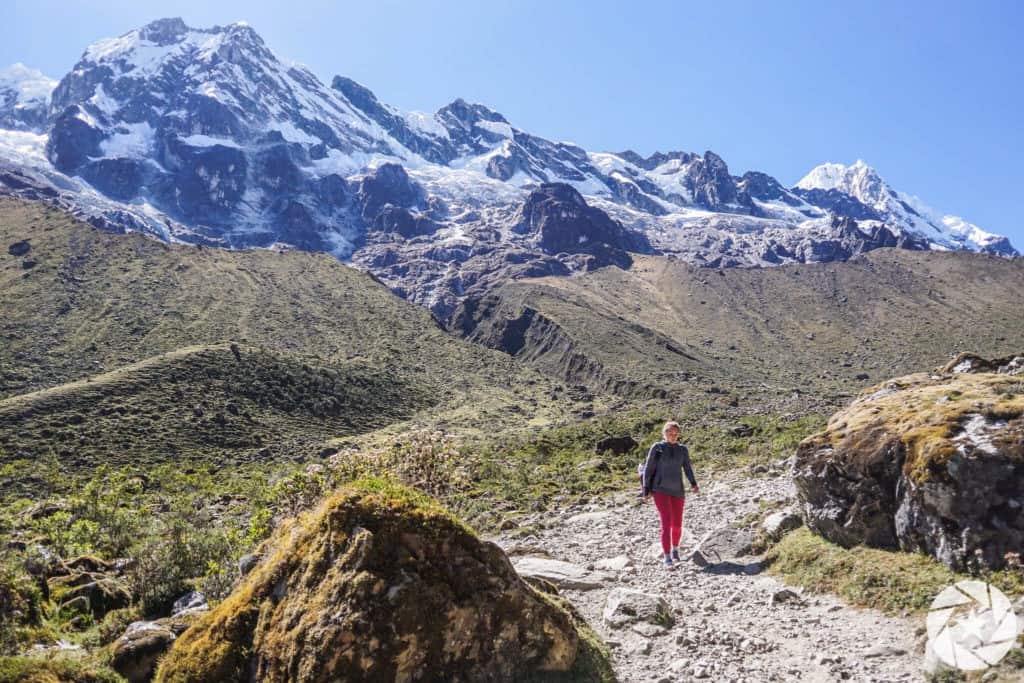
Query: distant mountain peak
[[137, 17, 190, 43], [0, 63, 57, 101], [794, 160, 1013, 254], [0, 63, 56, 132], [796, 159, 880, 192], [0, 17, 1015, 319], [436, 98, 510, 128]]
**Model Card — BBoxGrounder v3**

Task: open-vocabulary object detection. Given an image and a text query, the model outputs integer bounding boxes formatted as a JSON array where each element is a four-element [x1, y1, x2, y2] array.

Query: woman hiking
[[642, 421, 700, 570]]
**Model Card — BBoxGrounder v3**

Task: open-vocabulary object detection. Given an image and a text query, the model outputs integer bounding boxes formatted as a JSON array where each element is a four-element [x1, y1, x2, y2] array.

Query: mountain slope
[[0, 342, 430, 472], [453, 249, 1024, 401], [0, 196, 551, 406], [0, 18, 1015, 321]]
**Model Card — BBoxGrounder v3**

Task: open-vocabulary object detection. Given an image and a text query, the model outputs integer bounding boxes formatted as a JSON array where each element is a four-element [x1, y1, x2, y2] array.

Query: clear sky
[[3, 0, 1022, 246]]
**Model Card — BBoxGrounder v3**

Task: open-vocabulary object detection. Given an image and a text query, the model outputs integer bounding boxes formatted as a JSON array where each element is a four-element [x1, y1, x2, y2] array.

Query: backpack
[[637, 442, 664, 497]]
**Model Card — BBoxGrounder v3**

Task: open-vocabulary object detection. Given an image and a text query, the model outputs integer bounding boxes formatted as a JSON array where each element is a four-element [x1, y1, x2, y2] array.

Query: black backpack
[[637, 442, 664, 497]]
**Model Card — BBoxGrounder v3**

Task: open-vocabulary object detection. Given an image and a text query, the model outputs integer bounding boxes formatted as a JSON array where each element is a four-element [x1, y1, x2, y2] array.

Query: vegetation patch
[[766, 528, 1024, 614], [0, 655, 123, 683], [0, 343, 433, 492]]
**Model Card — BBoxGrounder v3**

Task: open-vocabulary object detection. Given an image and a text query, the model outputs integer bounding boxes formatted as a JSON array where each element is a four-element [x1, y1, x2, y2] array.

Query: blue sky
[[3, 0, 1022, 246]]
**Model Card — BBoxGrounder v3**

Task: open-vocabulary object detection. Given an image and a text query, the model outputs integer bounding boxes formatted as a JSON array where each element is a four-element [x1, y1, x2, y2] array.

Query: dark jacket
[[642, 440, 698, 498]]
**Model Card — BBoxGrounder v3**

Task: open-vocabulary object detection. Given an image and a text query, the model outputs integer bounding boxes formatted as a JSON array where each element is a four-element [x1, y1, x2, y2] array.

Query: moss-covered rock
[[156, 479, 613, 683], [794, 355, 1024, 569]]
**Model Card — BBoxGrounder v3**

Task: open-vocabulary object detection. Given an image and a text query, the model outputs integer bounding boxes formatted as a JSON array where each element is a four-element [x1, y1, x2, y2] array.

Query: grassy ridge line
[[0, 343, 236, 411], [0, 342, 436, 482], [461, 250, 1024, 401]]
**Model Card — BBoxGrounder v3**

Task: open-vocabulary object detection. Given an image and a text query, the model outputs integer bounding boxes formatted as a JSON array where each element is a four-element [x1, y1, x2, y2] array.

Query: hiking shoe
[[663, 556, 674, 570], [671, 548, 681, 562]]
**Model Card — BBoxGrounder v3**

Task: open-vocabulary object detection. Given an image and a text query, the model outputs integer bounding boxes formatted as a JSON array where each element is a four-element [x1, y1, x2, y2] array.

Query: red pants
[[653, 492, 685, 554]]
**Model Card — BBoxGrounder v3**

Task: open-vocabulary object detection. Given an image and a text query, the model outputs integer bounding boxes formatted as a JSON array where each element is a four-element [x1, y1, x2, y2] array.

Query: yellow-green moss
[[156, 478, 612, 682], [0, 656, 124, 683], [810, 371, 1024, 483]]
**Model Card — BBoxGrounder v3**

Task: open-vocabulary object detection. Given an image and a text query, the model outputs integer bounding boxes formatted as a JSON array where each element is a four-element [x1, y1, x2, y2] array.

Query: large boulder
[[794, 355, 1024, 570], [156, 479, 612, 682], [695, 527, 754, 561]]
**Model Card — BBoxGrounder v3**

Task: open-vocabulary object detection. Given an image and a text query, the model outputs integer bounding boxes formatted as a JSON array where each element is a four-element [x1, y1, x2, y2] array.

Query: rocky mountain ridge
[[0, 18, 1016, 317]]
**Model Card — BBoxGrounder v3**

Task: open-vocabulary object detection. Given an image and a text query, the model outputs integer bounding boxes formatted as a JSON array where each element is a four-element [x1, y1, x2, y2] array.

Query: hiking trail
[[494, 470, 923, 682]]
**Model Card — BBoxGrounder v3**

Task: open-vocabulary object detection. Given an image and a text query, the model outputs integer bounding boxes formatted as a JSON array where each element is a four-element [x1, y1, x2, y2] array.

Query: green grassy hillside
[[455, 250, 1024, 401], [0, 342, 431, 477], [0, 197, 531, 403], [0, 197, 590, 506]]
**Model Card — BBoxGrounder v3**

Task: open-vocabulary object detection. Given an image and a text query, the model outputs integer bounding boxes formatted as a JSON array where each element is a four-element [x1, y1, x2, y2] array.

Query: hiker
[[642, 420, 700, 570]]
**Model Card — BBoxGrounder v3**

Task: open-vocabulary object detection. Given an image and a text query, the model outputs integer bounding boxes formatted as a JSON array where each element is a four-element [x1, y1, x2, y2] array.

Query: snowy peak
[[794, 160, 1013, 254], [0, 17, 1015, 290], [0, 64, 57, 105], [52, 15, 377, 153], [42, 17, 429, 254], [80, 17, 268, 66], [0, 63, 57, 131], [796, 160, 886, 205]]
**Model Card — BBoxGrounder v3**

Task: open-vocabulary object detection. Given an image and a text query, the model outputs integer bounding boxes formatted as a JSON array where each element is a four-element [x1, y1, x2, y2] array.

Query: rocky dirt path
[[494, 470, 926, 682]]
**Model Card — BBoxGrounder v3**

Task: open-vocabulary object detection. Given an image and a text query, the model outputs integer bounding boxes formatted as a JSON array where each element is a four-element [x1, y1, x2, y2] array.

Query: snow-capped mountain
[[0, 63, 56, 131], [0, 18, 1015, 317], [795, 160, 1014, 254]]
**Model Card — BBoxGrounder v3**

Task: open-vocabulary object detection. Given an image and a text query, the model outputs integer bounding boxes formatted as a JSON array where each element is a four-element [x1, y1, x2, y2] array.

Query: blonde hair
[[662, 421, 681, 436]]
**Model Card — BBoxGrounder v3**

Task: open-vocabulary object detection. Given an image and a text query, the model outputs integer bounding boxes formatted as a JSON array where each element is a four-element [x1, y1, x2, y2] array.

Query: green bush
[[128, 515, 242, 617]]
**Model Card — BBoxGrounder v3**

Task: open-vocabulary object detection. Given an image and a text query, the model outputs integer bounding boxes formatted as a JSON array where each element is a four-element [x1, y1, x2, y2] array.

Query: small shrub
[[129, 515, 241, 617], [270, 430, 471, 517], [0, 558, 43, 655], [1004, 646, 1024, 669]]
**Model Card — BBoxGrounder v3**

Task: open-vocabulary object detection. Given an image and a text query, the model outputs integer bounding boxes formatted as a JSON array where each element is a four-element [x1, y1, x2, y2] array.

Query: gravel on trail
[[494, 472, 925, 682]]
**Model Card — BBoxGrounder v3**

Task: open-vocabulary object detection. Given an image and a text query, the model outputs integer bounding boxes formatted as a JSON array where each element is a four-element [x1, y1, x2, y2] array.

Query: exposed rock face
[[356, 182, 647, 318], [518, 183, 651, 267], [602, 588, 673, 630], [793, 355, 1024, 569], [595, 436, 638, 456], [695, 528, 754, 561], [761, 508, 802, 542], [40, 555, 133, 621], [513, 556, 614, 591], [156, 480, 609, 682]]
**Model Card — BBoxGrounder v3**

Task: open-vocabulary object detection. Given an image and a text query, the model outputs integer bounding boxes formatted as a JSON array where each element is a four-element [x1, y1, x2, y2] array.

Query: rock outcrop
[[793, 354, 1024, 569], [517, 183, 651, 269], [155, 479, 613, 683], [111, 616, 197, 683]]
